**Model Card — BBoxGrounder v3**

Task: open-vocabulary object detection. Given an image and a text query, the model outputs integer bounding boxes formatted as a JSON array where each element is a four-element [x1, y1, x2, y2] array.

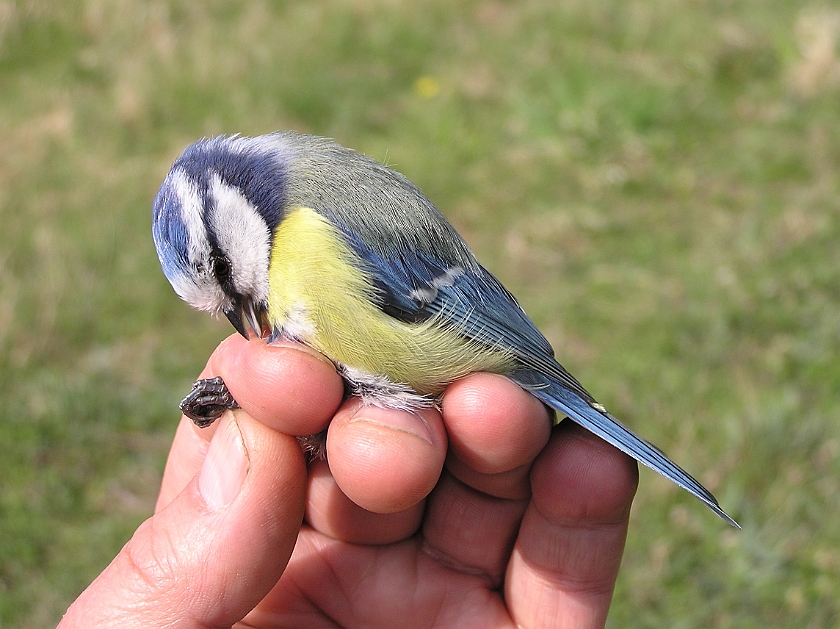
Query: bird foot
[[179, 376, 240, 428]]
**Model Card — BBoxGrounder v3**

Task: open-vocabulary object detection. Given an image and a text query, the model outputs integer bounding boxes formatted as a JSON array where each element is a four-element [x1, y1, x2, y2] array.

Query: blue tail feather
[[510, 369, 739, 528]]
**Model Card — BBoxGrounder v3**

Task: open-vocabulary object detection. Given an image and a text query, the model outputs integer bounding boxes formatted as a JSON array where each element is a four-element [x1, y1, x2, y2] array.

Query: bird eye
[[212, 256, 232, 285]]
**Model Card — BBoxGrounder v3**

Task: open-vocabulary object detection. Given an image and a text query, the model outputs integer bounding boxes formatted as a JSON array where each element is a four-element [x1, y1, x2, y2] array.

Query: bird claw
[[179, 376, 240, 428]]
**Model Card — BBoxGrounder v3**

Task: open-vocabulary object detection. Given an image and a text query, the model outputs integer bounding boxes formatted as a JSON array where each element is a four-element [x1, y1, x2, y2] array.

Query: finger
[[506, 421, 638, 629], [442, 373, 551, 499], [422, 471, 529, 585], [59, 412, 307, 629], [305, 458, 425, 544], [156, 415, 212, 511], [326, 398, 448, 514], [157, 334, 343, 509], [210, 334, 344, 434]]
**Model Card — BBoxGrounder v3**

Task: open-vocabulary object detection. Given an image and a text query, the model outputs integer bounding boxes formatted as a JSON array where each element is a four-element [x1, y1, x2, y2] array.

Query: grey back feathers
[[254, 132, 480, 270]]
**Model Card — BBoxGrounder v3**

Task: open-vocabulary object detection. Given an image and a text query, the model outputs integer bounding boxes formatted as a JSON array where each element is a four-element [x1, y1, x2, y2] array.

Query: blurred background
[[1, 1, 839, 626]]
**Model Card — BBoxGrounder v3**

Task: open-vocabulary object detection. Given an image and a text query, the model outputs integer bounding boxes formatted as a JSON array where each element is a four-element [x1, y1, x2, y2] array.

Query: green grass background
[[1, 1, 839, 626]]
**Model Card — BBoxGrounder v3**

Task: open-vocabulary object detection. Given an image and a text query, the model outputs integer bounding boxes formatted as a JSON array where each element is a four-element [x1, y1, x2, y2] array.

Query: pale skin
[[59, 334, 638, 629]]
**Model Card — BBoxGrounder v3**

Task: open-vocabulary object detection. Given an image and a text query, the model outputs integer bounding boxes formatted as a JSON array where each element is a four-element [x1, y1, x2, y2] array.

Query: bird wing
[[345, 235, 739, 527], [344, 233, 597, 403]]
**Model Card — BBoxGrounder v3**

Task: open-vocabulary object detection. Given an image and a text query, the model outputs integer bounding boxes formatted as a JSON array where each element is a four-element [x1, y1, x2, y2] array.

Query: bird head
[[152, 136, 287, 339]]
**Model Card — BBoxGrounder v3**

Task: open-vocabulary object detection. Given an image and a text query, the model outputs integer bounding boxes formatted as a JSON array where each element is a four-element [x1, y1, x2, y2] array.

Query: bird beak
[[224, 296, 268, 340]]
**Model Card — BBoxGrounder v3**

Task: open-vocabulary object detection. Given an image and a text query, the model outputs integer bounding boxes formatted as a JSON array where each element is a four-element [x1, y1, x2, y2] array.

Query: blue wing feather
[[355, 242, 601, 404], [510, 369, 739, 527], [343, 231, 739, 527]]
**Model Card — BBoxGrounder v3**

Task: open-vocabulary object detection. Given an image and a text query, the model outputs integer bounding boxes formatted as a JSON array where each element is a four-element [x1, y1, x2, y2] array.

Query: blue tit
[[152, 131, 738, 527]]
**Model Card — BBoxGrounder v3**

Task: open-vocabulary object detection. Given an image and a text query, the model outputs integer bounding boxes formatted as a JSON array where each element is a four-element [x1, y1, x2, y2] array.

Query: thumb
[[59, 412, 307, 629]]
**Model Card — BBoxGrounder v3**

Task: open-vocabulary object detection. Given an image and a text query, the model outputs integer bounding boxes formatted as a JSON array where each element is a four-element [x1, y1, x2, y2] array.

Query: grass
[[1, 0, 839, 626]]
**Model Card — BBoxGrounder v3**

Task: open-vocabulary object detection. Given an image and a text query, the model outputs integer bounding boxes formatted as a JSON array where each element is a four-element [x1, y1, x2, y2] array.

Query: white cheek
[[208, 176, 271, 304], [170, 272, 229, 314]]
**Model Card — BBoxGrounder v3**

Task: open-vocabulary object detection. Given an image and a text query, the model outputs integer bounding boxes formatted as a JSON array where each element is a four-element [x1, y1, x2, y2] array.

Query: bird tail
[[509, 369, 739, 528]]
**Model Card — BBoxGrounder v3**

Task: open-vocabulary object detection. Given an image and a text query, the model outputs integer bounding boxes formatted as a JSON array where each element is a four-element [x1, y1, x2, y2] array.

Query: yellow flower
[[413, 75, 441, 99]]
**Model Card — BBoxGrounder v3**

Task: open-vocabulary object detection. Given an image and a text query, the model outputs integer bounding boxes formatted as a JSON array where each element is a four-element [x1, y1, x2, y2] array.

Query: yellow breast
[[266, 207, 514, 395]]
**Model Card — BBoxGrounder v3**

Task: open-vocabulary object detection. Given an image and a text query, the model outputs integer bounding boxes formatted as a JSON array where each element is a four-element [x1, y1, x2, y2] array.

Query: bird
[[152, 131, 738, 527]]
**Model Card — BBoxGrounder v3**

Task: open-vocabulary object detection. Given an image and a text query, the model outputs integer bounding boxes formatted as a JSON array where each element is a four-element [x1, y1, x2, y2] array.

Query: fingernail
[[199, 414, 250, 510], [350, 405, 434, 444]]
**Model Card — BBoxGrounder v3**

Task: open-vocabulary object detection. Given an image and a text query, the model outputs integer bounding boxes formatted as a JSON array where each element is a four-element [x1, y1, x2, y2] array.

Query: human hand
[[59, 333, 637, 628]]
